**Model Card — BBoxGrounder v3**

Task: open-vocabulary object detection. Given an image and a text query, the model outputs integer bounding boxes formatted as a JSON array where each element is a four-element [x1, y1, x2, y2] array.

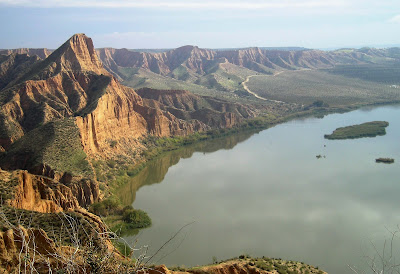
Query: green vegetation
[[0, 172, 19, 200], [324, 121, 389, 140], [0, 117, 93, 177], [89, 198, 151, 235]]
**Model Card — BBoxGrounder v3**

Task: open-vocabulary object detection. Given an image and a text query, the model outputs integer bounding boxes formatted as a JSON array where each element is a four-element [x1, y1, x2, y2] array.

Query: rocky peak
[[51, 33, 106, 75]]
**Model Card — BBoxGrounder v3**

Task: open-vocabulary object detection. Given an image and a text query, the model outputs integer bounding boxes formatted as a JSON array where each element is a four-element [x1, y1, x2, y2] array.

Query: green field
[[324, 121, 389, 140], [246, 69, 400, 106]]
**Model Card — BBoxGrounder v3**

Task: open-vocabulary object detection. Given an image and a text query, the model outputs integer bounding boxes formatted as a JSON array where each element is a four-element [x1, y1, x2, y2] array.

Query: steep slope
[[0, 34, 114, 150], [0, 53, 41, 90], [137, 88, 256, 128]]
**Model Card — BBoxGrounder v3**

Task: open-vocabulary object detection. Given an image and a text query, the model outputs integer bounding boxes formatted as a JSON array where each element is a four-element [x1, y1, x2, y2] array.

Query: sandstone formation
[[0, 226, 58, 273], [137, 88, 256, 129], [0, 168, 98, 213]]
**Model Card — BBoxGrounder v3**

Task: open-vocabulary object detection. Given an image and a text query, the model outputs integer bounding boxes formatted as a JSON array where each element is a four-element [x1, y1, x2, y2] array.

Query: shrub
[[122, 206, 151, 229]]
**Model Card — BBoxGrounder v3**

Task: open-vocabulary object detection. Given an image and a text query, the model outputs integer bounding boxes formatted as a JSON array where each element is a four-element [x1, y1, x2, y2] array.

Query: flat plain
[[246, 68, 400, 106]]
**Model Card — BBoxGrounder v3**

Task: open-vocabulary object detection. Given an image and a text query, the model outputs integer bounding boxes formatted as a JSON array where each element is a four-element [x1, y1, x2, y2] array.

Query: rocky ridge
[[97, 45, 400, 79]]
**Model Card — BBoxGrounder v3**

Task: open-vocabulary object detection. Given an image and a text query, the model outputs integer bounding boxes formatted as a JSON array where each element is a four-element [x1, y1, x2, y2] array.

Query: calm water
[[119, 105, 400, 274]]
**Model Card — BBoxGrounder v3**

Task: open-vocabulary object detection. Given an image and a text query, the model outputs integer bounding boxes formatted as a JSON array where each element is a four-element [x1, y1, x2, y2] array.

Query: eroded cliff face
[[0, 226, 59, 273], [0, 33, 113, 149], [74, 77, 210, 158], [3, 169, 99, 213], [1, 34, 241, 161], [137, 88, 256, 129]]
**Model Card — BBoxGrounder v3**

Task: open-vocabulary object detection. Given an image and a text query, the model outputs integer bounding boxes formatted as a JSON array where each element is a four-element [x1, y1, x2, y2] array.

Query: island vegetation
[[376, 158, 395, 164], [324, 121, 389, 140]]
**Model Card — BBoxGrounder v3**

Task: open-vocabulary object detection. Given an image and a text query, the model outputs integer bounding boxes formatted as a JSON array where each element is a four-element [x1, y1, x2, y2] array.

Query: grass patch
[[325, 121, 389, 140], [0, 117, 93, 177]]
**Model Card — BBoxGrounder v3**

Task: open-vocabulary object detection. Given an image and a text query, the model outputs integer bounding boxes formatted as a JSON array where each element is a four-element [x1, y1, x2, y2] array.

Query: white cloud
[[0, 0, 348, 9], [388, 14, 400, 23]]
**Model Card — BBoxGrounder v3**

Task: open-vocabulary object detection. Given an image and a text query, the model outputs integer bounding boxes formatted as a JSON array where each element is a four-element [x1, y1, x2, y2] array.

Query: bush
[[89, 197, 122, 216], [122, 206, 151, 229], [106, 159, 117, 168]]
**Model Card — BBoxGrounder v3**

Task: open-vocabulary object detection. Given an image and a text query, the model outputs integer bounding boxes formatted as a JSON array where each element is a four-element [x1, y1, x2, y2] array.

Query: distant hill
[[91, 45, 400, 94], [3, 44, 400, 97]]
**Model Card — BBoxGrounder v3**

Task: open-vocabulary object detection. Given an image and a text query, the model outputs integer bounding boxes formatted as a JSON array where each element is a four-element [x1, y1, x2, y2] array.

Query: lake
[[118, 105, 400, 273]]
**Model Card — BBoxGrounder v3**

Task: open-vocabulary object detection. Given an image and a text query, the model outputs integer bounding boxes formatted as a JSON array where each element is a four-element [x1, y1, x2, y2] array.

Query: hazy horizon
[[0, 0, 399, 50], [1, 42, 400, 52]]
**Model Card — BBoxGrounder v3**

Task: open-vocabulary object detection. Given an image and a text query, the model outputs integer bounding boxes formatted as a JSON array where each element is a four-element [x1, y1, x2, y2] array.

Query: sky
[[0, 0, 399, 50]]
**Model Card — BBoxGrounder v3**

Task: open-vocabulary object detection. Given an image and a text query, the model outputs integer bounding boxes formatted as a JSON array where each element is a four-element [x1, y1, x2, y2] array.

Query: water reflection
[[117, 131, 258, 206]]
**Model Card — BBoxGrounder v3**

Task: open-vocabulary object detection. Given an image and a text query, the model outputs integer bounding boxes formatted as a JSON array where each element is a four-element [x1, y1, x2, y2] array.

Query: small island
[[376, 158, 395, 164], [324, 121, 389, 140]]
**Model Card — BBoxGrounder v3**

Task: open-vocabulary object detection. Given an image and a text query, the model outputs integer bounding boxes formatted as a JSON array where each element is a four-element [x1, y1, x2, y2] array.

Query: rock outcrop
[[0, 214, 123, 273], [137, 88, 256, 129], [0, 34, 114, 149], [140, 258, 327, 274], [2, 169, 99, 213], [0, 226, 58, 273]]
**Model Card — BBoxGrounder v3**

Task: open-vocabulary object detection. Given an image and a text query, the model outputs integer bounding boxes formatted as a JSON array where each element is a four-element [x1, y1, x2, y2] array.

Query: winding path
[[241, 71, 285, 103]]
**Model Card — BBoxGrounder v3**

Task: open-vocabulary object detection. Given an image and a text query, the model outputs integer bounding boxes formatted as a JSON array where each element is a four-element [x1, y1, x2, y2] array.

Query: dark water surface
[[119, 105, 400, 273]]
